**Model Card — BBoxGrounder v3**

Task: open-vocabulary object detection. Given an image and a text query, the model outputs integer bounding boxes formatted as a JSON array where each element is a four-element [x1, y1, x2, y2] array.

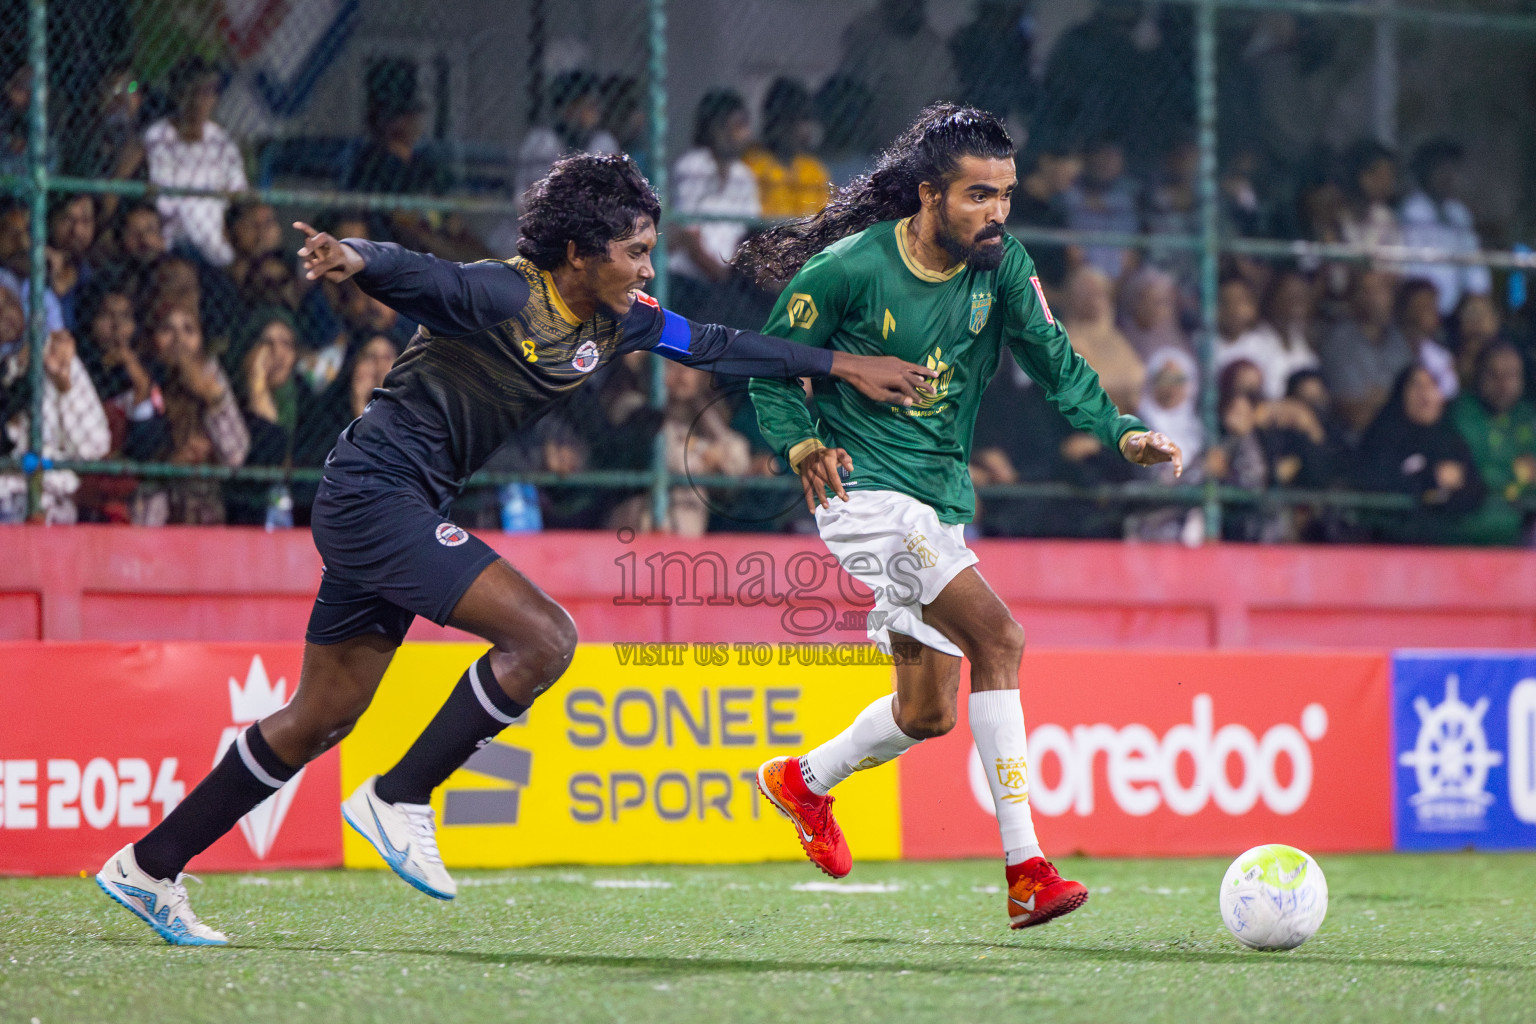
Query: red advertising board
[[899, 651, 1392, 858], [0, 643, 340, 876]]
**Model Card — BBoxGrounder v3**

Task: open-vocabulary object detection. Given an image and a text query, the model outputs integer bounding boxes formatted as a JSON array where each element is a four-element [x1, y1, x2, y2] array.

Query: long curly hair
[[517, 153, 662, 270], [733, 103, 1014, 285]]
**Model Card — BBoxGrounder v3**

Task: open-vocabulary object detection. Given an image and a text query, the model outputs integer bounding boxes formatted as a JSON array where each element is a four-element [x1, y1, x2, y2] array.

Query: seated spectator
[[836, 0, 959, 145], [97, 199, 168, 298], [75, 283, 164, 457], [234, 250, 302, 320], [814, 75, 880, 186], [1318, 267, 1413, 434], [292, 333, 398, 469], [0, 312, 110, 523], [1119, 266, 1191, 361], [0, 59, 53, 178], [1354, 364, 1483, 544], [344, 60, 486, 264], [949, 1, 1040, 129], [742, 78, 832, 219], [224, 200, 284, 294], [1283, 368, 1353, 489], [1061, 265, 1143, 413], [514, 71, 619, 205], [1215, 274, 1317, 400], [609, 362, 749, 537], [1447, 343, 1536, 546], [45, 194, 98, 332], [1136, 347, 1205, 480], [602, 76, 650, 180], [225, 307, 303, 525], [1246, 269, 1320, 400], [668, 89, 761, 324], [1219, 144, 1267, 239], [1338, 139, 1402, 254], [1142, 136, 1201, 310], [144, 57, 247, 268], [62, 62, 148, 221], [295, 276, 407, 393], [1396, 277, 1457, 399], [1064, 137, 1138, 281], [0, 197, 67, 336], [1400, 139, 1490, 316], [1009, 141, 1081, 293], [1451, 292, 1505, 389], [1205, 363, 1283, 541], [132, 302, 249, 525]]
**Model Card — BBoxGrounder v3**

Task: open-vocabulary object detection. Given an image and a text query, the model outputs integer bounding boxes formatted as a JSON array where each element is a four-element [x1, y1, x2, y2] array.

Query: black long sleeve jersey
[[331, 240, 834, 508]]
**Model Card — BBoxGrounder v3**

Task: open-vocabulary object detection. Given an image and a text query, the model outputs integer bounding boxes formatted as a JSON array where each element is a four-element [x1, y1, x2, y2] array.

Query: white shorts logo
[[435, 523, 469, 547]]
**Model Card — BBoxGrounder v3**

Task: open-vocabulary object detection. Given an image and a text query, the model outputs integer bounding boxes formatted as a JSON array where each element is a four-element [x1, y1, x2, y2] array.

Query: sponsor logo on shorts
[[436, 523, 470, 547], [572, 339, 600, 373]]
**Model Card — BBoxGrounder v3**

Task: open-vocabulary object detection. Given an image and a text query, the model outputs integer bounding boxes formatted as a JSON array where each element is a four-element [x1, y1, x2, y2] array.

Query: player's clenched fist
[[294, 221, 365, 283], [1119, 429, 1184, 477], [793, 444, 854, 513]]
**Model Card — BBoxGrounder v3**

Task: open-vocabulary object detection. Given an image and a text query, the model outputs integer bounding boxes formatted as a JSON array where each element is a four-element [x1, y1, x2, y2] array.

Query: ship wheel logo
[[1399, 674, 1504, 831]]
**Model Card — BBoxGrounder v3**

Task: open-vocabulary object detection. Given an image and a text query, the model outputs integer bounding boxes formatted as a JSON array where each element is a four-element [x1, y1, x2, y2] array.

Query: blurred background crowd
[[2, 0, 1534, 545]]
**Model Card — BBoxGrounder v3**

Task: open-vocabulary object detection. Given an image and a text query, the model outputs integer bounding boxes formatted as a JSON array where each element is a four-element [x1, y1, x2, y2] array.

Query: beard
[[936, 209, 1007, 271]]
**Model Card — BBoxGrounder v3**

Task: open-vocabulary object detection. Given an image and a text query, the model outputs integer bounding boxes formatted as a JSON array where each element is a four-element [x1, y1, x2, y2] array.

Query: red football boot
[[1007, 857, 1089, 928], [756, 756, 852, 879]]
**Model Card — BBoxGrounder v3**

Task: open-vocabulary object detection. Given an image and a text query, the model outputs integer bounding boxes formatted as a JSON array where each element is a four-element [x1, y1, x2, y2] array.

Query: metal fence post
[[647, 0, 670, 531], [1195, 0, 1221, 541], [23, 0, 49, 521]]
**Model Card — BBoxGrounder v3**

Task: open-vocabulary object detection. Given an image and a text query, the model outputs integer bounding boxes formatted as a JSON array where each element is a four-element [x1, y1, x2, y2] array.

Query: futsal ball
[[1218, 844, 1328, 950]]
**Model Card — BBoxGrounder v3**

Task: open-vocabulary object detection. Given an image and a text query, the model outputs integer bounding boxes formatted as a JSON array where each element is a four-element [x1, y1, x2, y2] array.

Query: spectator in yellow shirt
[[742, 78, 831, 219]]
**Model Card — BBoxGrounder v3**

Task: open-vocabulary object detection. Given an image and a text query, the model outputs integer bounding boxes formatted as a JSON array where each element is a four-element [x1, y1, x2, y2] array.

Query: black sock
[[375, 651, 527, 806], [134, 724, 299, 881]]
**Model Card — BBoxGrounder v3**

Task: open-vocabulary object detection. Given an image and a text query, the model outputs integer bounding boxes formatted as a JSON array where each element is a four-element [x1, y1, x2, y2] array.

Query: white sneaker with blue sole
[[95, 844, 229, 946], [341, 775, 456, 900]]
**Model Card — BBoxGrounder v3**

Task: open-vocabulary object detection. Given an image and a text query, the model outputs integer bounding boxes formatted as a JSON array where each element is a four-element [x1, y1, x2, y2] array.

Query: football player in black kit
[[95, 154, 936, 945]]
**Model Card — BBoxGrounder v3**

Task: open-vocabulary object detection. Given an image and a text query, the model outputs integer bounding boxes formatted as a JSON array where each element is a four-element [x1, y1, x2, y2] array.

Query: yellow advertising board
[[340, 643, 902, 868]]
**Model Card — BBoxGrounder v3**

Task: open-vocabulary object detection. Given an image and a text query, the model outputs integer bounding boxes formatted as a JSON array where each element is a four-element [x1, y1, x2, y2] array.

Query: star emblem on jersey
[[572, 339, 600, 373], [787, 292, 818, 330], [435, 523, 469, 547], [969, 291, 993, 334]]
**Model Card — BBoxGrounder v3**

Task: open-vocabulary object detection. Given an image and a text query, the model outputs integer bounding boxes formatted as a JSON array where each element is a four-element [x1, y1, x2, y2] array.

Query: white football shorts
[[814, 489, 979, 658]]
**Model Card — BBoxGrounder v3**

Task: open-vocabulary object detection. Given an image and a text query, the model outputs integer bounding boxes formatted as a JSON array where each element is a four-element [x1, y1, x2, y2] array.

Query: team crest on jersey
[[435, 523, 469, 547], [572, 339, 600, 373], [969, 290, 993, 334], [786, 292, 819, 330]]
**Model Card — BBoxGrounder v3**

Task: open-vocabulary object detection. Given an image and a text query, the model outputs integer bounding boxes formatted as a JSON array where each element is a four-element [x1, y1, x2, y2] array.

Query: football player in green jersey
[[741, 105, 1182, 928]]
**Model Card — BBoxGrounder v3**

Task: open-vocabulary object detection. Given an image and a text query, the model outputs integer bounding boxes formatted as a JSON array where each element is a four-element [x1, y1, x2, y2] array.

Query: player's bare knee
[[896, 705, 956, 740]]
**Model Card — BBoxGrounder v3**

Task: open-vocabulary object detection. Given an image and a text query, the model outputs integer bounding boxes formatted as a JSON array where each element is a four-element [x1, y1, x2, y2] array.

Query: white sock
[[801, 695, 921, 795], [969, 689, 1043, 865]]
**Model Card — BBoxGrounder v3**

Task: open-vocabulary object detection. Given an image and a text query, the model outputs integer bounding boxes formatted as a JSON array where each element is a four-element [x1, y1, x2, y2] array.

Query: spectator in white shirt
[[0, 305, 110, 524], [1399, 139, 1491, 316], [668, 89, 761, 322], [144, 57, 247, 268], [1218, 270, 1319, 400], [1338, 140, 1401, 254]]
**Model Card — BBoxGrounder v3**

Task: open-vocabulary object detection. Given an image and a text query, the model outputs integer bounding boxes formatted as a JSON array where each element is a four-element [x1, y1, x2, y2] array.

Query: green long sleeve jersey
[[749, 218, 1146, 523]]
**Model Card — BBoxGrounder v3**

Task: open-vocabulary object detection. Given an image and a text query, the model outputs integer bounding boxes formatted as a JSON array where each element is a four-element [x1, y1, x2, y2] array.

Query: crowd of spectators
[[1, 0, 1534, 546]]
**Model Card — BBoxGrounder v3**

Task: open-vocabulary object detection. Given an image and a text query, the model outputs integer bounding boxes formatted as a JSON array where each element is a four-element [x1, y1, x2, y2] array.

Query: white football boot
[[341, 775, 457, 900], [95, 844, 229, 946]]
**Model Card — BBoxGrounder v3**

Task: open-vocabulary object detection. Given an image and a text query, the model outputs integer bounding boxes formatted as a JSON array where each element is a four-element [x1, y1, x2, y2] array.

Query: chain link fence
[[2, 0, 1535, 545]]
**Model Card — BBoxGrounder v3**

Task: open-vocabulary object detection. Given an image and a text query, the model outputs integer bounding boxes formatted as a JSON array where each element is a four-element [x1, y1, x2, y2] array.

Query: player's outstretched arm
[[294, 222, 529, 337]]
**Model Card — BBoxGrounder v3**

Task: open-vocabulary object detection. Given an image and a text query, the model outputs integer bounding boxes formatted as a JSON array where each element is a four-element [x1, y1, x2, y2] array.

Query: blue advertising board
[[1392, 653, 1536, 851]]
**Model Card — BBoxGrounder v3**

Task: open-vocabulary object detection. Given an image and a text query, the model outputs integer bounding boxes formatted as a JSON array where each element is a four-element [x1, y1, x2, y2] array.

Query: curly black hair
[[734, 103, 1014, 285], [516, 153, 661, 270]]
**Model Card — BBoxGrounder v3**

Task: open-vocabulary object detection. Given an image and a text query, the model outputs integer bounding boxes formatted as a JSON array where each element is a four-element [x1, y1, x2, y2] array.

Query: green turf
[[2, 854, 1533, 1024]]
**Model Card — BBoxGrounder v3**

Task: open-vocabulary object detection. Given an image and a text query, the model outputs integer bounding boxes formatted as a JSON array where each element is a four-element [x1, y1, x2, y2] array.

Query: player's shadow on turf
[[922, 941, 1528, 972], [263, 943, 1527, 976]]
